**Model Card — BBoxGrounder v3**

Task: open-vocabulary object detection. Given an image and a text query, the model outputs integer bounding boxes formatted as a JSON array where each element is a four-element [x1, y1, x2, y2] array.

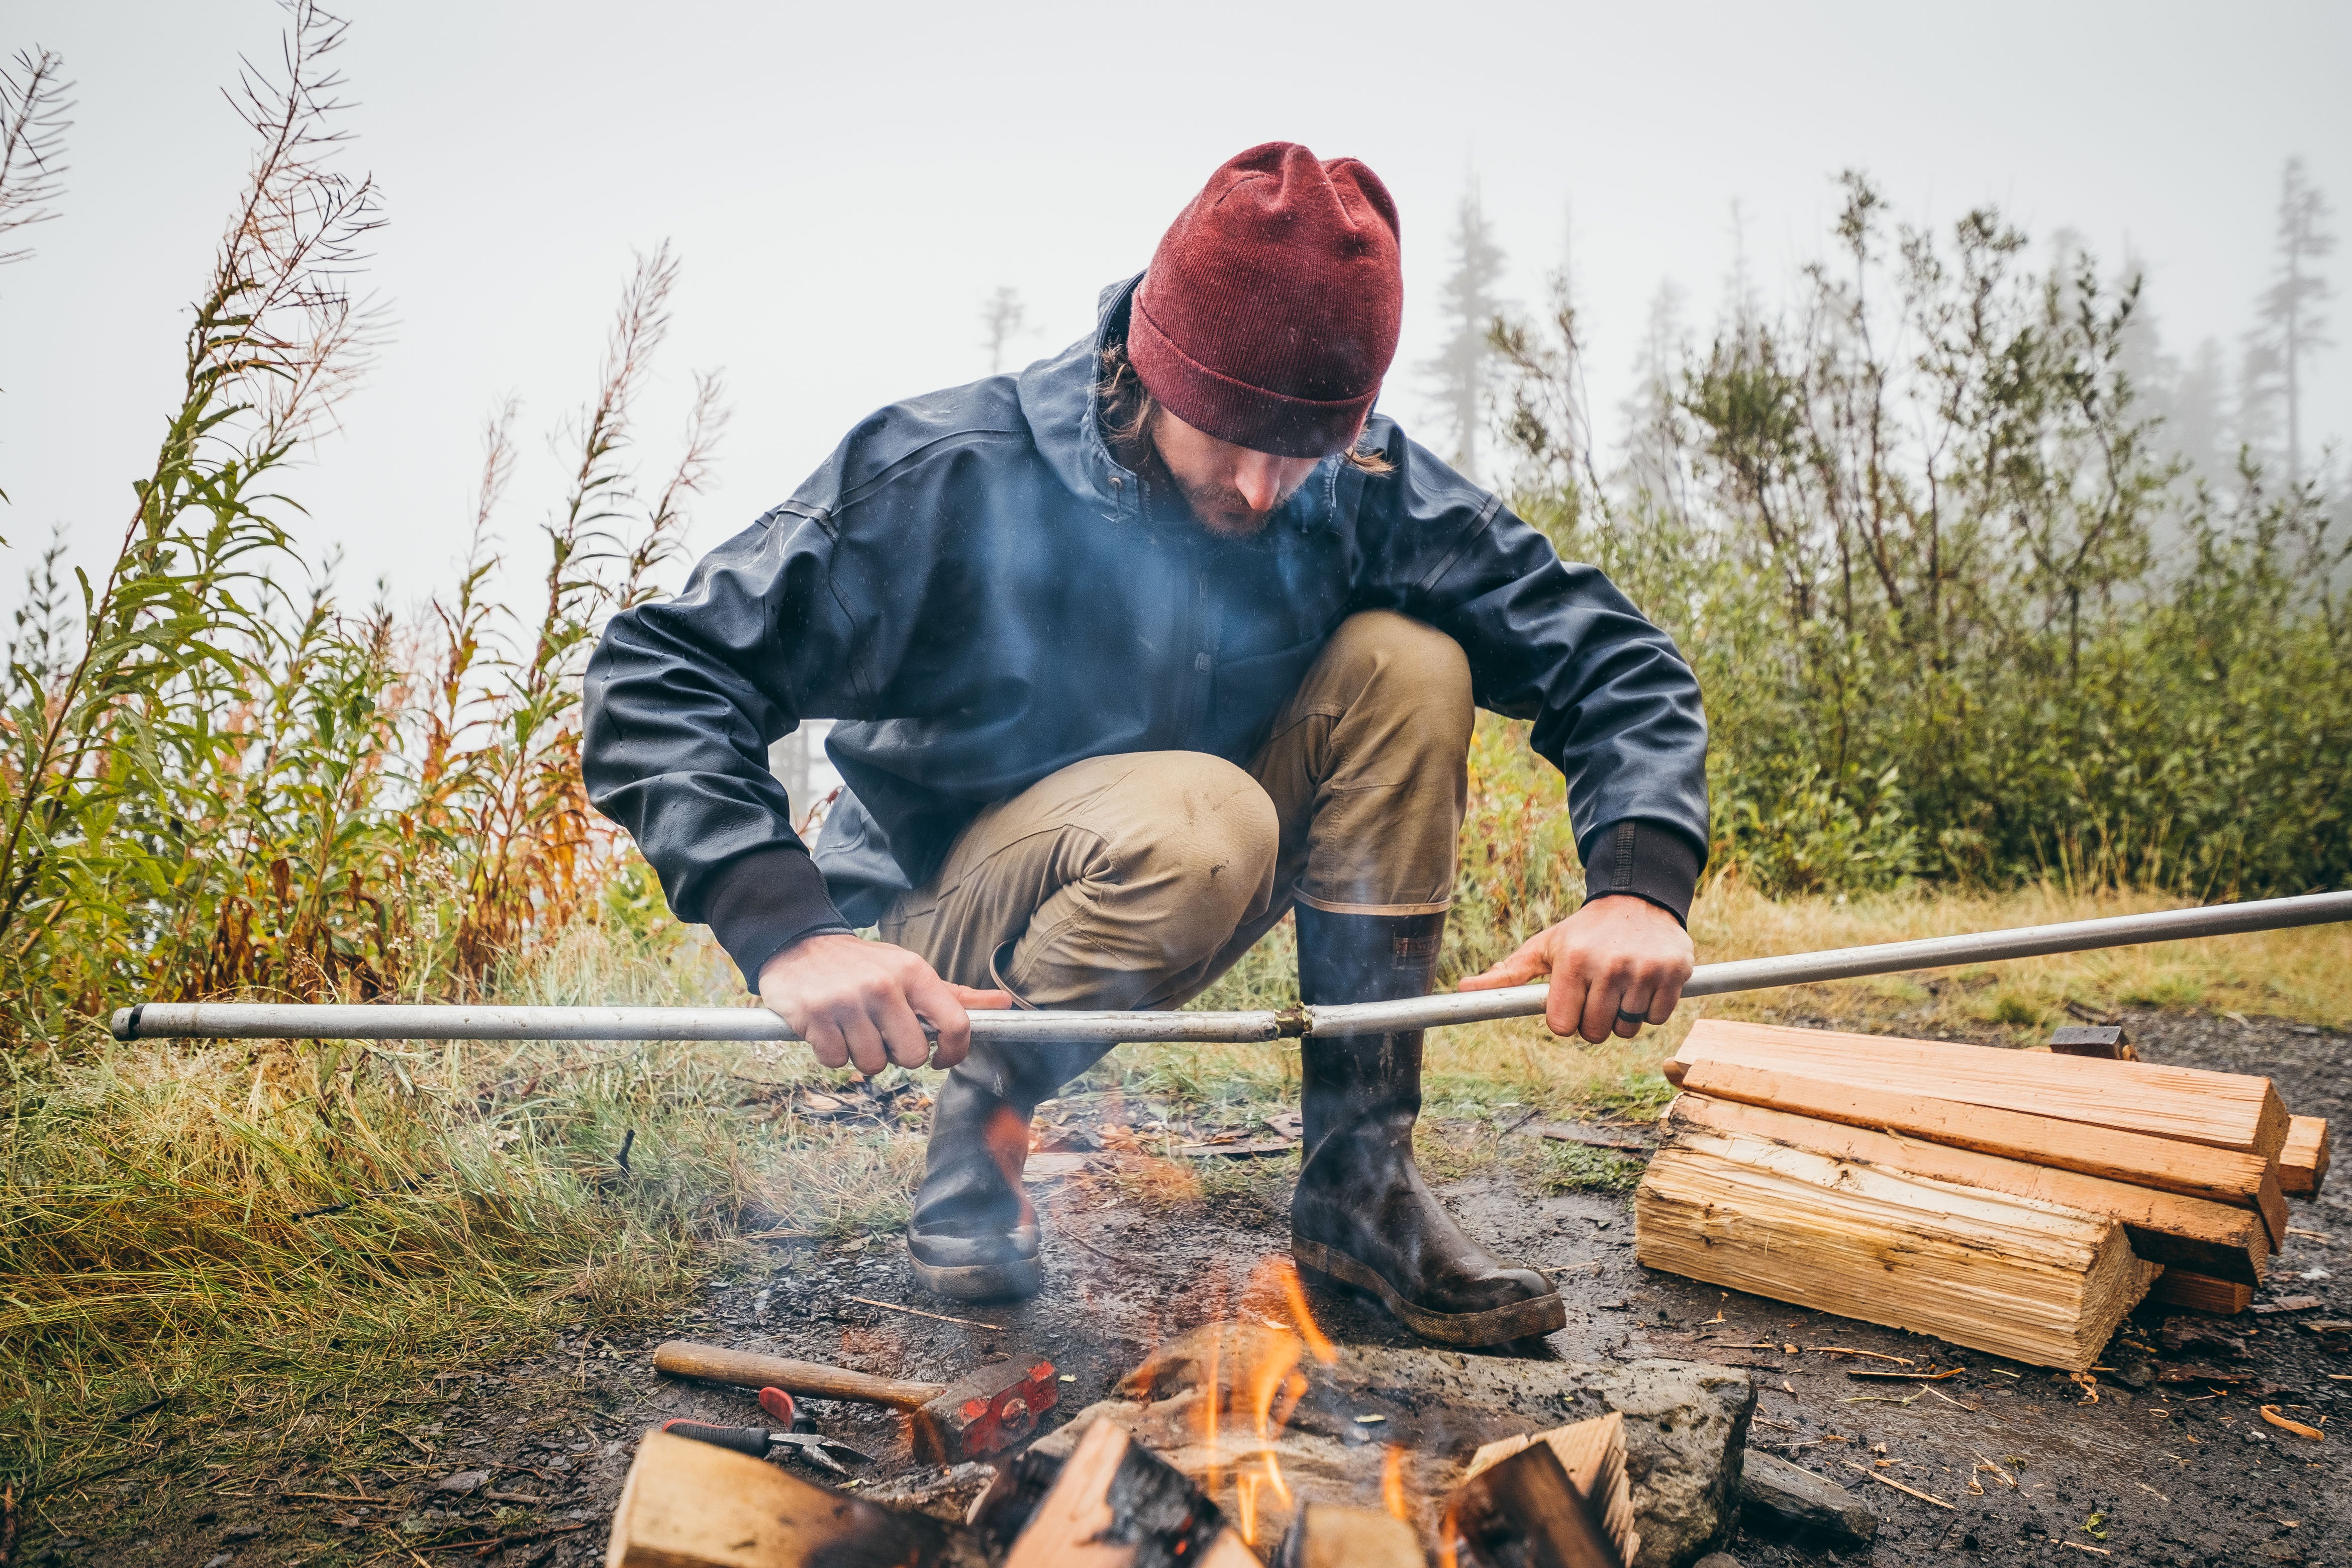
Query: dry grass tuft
[[0, 922, 919, 1499], [1686, 877, 2352, 1034]]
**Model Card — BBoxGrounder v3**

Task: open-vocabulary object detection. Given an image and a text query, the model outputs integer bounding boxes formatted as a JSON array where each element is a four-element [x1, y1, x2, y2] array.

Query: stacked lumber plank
[[2282, 1115, 2331, 1196], [1635, 1020, 2332, 1370]]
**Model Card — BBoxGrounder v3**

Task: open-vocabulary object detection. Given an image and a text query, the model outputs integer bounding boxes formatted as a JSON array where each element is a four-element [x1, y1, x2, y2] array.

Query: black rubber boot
[[907, 1030, 1110, 1302], [1290, 906, 1566, 1346]]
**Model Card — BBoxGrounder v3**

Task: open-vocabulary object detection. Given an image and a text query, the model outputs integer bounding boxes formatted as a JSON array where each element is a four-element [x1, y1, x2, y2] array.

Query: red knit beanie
[[1128, 142, 1403, 460]]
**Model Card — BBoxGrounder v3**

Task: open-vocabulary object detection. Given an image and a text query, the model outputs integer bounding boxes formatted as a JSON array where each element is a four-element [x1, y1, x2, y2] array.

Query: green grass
[[1982, 990, 2048, 1027], [2120, 973, 2209, 1009]]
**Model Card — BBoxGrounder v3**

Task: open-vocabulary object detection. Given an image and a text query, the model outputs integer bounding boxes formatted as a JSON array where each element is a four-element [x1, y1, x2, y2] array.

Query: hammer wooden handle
[[654, 1341, 944, 1410]]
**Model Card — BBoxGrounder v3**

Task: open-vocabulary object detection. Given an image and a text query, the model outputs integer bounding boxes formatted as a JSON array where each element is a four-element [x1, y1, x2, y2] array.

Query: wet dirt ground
[[42, 1009, 2349, 1567]]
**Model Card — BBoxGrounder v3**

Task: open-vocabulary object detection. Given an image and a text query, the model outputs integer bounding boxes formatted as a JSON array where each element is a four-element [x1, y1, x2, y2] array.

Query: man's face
[[1147, 405, 1338, 538]]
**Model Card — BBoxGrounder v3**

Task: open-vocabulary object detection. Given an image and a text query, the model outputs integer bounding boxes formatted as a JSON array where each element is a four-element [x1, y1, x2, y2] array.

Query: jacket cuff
[[1581, 818, 1704, 927], [703, 847, 853, 991]]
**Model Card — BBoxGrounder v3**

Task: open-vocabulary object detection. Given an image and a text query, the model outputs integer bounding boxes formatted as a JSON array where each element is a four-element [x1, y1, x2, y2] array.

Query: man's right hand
[[756, 933, 1011, 1076]]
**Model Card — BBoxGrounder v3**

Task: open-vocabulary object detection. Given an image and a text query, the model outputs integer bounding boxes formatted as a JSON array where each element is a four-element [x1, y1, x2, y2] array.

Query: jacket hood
[[1016, 273, 1149, 524]]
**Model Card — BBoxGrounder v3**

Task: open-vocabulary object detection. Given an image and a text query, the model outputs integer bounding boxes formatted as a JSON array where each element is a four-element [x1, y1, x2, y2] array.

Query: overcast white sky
[[4, 1, 2347, 616]]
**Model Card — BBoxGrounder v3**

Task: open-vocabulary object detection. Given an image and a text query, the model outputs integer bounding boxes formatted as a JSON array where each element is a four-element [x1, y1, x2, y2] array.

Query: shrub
[[1490, 174, 2352, 900]]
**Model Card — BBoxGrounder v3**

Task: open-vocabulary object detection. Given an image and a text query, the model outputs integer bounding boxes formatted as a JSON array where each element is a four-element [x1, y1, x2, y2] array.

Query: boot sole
[[907, 1244, 1043, 1302], [1293, 1236, 1567, 1347]]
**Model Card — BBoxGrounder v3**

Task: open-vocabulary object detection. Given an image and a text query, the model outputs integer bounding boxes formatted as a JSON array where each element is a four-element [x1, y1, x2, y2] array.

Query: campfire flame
[[1241, 1322, 1302, 1541], [1093, 1253, 1441, 1549], [1272, 1255, 1338, 1364], [1244, 1328, 1303, 1440], [1204, 1259, 1344, 1542], [1201, 1303, 1223, 1503]]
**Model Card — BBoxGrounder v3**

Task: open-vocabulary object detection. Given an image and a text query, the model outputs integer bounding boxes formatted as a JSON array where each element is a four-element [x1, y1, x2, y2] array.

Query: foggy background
[[3, 0, 2347, 637]]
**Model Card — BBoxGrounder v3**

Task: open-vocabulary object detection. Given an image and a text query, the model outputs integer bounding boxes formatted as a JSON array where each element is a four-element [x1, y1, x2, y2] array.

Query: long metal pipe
[[1305, 888, 2352, 1036], [109, 1001, 1284, 1045], [112, 890, 2352, 1046]]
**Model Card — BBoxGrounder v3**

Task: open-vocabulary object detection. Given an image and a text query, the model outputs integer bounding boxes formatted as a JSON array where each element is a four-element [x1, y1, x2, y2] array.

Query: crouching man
[[583, 143, 1708, 1347]]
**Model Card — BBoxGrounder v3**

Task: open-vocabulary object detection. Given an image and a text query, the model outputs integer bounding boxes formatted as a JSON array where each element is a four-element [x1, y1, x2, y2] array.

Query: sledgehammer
[[652, 1340, 1057, 1464]]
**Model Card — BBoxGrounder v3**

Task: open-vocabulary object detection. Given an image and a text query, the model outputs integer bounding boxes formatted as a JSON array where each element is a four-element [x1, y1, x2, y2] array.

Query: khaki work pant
[[877, 611, 1474, 1011]]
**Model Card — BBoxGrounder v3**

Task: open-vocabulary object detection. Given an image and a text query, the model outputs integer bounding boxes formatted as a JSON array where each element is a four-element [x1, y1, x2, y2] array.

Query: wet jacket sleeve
[[1361, 435, 1711, 922], [583, 505, 863, 986]]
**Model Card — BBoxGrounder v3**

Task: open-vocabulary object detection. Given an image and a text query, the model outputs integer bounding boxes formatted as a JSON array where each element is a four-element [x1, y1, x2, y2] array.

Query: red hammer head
[[914, 1359, 1059, 1465]]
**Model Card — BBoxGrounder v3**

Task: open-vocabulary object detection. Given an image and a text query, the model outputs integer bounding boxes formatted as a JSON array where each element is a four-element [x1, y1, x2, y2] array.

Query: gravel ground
[[36, 1010, 2348, 1567]]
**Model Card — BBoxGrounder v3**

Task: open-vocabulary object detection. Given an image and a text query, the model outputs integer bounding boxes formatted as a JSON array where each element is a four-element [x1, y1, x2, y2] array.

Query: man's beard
[[1165, 467, 1306, 538]]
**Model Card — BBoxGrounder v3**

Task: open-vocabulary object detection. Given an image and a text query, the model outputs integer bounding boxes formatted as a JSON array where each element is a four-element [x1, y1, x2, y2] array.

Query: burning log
[[1054, 1319, 1344, 1551], [982, 1417, 1257, 1568], [1032, 1311, 1451, 1551], [616, 1418, 1247, 1568], [1464, 1412, 1639, 1566], [612, 1314, 1753, 1567], [1038, 1317, 1754, 1566], [1445, 1440, 1625, 1568]]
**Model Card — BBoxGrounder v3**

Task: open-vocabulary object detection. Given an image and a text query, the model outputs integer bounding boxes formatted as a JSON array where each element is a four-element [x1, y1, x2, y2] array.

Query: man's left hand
[[1456, 896, 1694, 1043]]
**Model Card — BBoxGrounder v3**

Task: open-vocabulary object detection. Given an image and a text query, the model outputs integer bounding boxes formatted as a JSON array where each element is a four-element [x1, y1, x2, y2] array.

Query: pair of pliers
[[658, 1385, 876, 1476], [659, 1419, 876, 1475]]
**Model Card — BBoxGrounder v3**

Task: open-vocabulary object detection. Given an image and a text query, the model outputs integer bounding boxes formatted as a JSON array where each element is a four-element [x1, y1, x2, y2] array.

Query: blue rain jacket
[[583, 276, 1709, 985]]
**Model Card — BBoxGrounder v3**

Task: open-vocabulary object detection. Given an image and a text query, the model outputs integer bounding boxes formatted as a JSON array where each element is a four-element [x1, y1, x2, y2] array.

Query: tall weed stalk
[[0, 2, 751, 1511], [0, 2, 381, 1033], [0, 15, 720, 1046]]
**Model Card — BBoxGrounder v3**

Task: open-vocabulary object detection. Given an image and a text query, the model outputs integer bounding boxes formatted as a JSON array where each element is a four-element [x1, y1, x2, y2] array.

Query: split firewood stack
[[1635, 1020, 2333, 1369], [606, 1316, 1663, 1567], [606, 1405, 1639, 1567]]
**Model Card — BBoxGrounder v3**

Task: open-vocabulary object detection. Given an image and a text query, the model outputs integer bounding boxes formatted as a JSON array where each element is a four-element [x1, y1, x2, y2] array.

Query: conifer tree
[[1421, 180, 1507, 478], [2243, 157, 2335, 486]]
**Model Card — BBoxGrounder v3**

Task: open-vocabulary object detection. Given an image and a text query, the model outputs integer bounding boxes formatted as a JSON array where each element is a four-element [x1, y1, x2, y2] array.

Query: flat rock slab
[[1329, 1345, 1754, 1568], [1033, 1325, 1752, 1568], [1738, 1448, 1877, 1549]]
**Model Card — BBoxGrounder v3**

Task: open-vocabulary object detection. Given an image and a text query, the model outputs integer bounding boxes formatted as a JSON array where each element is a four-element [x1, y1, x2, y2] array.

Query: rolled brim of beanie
[[1128, 293, 1378, 460]]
